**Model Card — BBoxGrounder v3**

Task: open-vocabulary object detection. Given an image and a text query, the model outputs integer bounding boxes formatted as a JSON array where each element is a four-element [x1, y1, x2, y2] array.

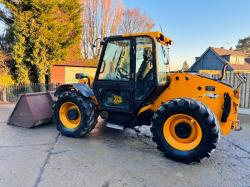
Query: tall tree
[[236, 36, 250, 56], [0, 0, 82, 84], [0, 50, 14, 86], [181, 61, 189, 71], [0, 50, 8, 71], [119, 8, 154, 34], [82, 0, 124, 59], [0, 30, 14, 52], [81, 0, 155, 59]]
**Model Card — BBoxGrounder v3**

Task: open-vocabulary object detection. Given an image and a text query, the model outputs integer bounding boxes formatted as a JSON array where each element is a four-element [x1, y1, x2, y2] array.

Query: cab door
[[93, 37, 134, 113]]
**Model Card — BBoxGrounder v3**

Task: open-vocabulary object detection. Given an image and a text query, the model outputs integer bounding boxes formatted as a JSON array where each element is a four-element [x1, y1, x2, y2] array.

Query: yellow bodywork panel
[[122, 31, 173, 46], [147, 73, 239, 135], [78, 75, 95, 86]]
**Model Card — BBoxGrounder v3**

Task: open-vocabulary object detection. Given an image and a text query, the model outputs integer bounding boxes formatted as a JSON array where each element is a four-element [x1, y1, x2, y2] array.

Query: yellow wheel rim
[[163, 114, 202, 151], [59, 102, 81, 129]]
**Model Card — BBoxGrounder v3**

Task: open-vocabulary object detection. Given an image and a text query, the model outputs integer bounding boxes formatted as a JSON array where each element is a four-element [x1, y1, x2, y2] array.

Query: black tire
[[53, 91, 96, 138], [150, 98, 220, 164]]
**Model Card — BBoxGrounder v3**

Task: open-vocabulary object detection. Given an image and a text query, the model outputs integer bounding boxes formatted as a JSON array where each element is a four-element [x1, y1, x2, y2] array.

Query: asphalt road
[[0, 104, 250, 187]]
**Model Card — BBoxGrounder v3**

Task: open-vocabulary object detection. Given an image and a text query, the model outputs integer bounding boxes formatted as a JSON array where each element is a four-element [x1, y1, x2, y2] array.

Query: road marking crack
[[51, 150, 71, 155], [224, 139, 250, 155], [33, 133, 60, 187], [0, 143, 52, 149]]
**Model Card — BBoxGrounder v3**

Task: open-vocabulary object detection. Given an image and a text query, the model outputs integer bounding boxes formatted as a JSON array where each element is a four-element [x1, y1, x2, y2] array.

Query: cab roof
[[106, 31, 173, 46]]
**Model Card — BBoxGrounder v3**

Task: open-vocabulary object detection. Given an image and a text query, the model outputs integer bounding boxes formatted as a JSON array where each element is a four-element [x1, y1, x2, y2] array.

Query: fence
[[202, 71, 250, 108], [0, 83, 60, 103], [224, 72, 250, 108]]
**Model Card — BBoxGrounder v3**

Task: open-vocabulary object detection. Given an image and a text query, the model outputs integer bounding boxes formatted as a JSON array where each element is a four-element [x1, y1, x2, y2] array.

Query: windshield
[[98, 39, 130, 81], [157, 42, 170, 84]]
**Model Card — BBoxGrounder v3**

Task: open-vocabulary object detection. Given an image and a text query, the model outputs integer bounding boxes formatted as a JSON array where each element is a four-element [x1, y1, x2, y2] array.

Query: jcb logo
[[113, 95, 122, 105]]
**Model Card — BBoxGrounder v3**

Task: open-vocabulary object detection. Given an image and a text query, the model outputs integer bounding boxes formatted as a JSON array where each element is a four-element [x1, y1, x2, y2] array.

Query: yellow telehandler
[[9, 32, 241, 164]]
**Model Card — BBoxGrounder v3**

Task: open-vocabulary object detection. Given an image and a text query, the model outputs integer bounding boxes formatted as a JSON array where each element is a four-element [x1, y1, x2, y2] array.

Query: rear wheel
[[53, 91, 96, 138], [151, 98, 220, 164]]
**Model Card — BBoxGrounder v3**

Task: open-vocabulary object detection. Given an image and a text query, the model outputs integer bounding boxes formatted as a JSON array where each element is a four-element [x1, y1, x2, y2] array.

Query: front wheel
[[151, 98, 220, 164], [53, 91, 96, 138]]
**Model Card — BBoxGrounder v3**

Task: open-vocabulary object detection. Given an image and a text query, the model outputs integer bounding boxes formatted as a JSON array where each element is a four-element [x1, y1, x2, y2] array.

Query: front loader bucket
[[7, 92, 56, 128]]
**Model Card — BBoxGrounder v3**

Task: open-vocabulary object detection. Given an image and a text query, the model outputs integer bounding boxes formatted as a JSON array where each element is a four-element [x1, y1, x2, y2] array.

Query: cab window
[[99, 39, 130, 81], [135, 37, 154, 100], [157, 42, 169, 85]]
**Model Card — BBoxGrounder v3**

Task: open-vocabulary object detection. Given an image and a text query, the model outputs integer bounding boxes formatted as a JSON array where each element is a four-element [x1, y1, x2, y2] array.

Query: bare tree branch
[[0, 0, 19, 25], [0, 8, 14, 25], [119, 8, 154, 34], [82, 0, 125, 59]]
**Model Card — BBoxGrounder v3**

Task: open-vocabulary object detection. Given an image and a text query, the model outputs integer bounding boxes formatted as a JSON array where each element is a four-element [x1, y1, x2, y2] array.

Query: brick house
[[51, 59, 98, 84]]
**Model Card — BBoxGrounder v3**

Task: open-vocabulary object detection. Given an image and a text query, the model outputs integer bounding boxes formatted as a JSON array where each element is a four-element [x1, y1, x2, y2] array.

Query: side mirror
[[75, 73, 85, 80], [100, 40, 105, 46], [75, 73, 91, 86], [92, 40, 105, 48], [92, 38, 104, 48]]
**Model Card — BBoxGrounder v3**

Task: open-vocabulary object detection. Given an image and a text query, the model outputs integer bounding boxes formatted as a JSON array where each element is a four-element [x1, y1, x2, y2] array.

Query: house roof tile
[[54, 59, 98, 68], [230, 63, 250, 71], [211, 47, 247, 57]]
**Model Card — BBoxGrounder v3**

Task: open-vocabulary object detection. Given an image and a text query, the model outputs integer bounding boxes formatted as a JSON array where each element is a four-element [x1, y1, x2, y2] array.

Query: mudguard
[[54, 83, 94, 98]]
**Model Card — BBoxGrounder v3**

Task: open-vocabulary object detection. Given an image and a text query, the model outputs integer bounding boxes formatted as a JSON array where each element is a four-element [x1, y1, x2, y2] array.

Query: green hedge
[[0, 72, 14, 87]]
